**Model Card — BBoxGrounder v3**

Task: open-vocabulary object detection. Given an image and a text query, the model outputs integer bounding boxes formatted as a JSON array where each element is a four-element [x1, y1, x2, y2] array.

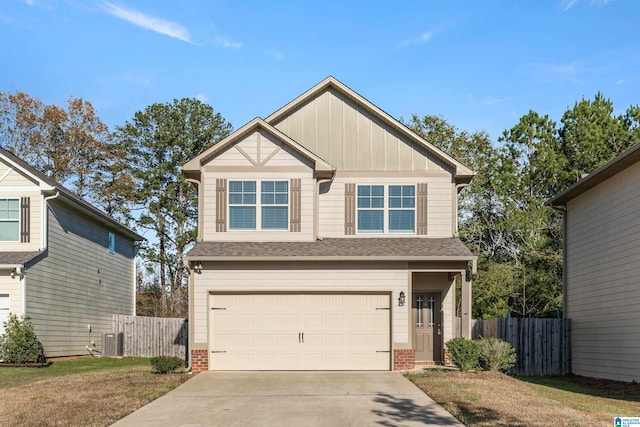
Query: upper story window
[[229, 180, 288, 230], [356, 185, 415, 233], [0, 198, 20, 241]]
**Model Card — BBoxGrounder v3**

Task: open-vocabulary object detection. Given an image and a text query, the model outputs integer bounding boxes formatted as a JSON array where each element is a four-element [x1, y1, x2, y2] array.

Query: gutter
[[315, 174, 335, 240], [186, 255, 478, 263]]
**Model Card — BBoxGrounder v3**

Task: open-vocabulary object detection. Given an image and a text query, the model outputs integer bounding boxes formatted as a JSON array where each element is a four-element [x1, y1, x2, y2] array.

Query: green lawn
[[0, 356, 154, 389]]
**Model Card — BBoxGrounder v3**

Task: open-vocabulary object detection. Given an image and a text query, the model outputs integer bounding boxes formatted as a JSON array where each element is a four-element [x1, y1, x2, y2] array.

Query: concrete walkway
[[112, 371, 463, 427]]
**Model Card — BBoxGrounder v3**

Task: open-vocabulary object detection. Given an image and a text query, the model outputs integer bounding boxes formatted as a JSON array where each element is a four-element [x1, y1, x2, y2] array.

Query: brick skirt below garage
[[192, 349, 415, 372], [393, 349, 415, 370], [191, 349, 208, 372]]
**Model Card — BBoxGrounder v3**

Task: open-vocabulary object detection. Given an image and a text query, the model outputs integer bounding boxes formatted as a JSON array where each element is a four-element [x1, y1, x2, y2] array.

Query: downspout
[[454, 183, 469, 237], [42, 191, 60, 251], [315, 174, 335, 240]]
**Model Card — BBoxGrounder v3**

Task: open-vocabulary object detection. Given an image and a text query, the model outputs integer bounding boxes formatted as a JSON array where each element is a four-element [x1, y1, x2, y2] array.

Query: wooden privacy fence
[[112, 315, 188, 358], [457, 317, 571, 376]]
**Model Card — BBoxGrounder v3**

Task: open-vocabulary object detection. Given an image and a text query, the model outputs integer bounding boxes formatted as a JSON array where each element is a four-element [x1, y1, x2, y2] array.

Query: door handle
[[437, 328, 441, 335], [298, 332, 301, 343], [301, 332, 304, 343]]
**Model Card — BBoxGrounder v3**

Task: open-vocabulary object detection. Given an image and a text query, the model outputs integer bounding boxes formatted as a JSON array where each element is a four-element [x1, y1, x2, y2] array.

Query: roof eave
[[551, 142, 640, 205], [186, 255, 477, 262]]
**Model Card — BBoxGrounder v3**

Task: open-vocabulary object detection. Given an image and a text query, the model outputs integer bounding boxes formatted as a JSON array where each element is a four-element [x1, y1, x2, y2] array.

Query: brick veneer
[[393, 349, 415, 371], [191, 349, 208, 372]]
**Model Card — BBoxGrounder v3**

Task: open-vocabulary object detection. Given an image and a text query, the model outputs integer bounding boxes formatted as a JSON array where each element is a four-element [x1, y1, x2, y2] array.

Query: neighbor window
[[0, 198, 19, 241], [356, 185, 415, 233], [108, 232, 115, 253], [229, 180, 288, 230]]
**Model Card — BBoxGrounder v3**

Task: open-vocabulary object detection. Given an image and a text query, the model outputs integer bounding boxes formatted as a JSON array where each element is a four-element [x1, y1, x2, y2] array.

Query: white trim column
[[461, 267, 472, 339]]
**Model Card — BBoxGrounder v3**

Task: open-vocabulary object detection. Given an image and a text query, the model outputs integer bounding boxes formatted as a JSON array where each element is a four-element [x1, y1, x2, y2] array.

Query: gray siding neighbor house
[[552, 142, 640, 382], [0, 147, 143, 357], [183, 77, 477, 372]]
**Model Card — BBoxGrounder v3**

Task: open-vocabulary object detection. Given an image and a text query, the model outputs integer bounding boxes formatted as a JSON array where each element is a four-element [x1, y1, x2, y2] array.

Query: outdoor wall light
[[193, 262, 203, 274], [398, 291, 406, 307]]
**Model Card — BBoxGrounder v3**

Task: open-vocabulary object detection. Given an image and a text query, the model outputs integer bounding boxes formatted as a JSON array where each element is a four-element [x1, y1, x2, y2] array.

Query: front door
[[412, 293, 442, 362]]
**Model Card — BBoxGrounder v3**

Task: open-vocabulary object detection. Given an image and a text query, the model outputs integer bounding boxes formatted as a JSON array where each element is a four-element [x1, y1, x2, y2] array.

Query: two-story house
[[183, 77, 476, 371], [0, 147, 143, 357]]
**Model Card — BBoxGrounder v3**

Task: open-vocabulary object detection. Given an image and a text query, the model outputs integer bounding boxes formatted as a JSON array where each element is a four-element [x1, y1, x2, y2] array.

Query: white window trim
[[356, 184, 416, 234], [228, 180, 289, 231], [0, 197, 21, 242]]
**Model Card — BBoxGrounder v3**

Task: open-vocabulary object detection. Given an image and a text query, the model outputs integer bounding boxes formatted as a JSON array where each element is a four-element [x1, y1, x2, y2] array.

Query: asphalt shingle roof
[[187, 238, 474, 260], [0, 251, 43, 265]]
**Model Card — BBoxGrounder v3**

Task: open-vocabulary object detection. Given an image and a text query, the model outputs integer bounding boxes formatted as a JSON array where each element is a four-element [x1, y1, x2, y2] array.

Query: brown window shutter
[[216, 179, 227, 232], [416, 183, 428, 235], [345, 183, 356, 235], [290, 178, 301, 232], [20, 197, 30, 243]]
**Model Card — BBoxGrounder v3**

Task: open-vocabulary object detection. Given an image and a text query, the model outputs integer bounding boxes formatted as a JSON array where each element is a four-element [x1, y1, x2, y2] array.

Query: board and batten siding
[[192, 261, 409, 346], [25, 200, 136, 357], [271, 87, 452, 174], [565, 159, 640, 382], [319, 175, 454, 238]]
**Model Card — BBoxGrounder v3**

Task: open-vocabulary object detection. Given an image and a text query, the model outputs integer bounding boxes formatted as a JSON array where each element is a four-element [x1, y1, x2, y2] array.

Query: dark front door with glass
[[412, 293, 442, 362]]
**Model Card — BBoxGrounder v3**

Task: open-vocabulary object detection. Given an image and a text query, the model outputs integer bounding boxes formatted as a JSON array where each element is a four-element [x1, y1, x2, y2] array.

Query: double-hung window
[[0, 198, 19, 241], [389, 185, 415, 232], [229, 181, 257, 230], [357, 185, 384, 232], [261, 181, 288, 230], [229, 180, 288, 230], [356, 185, 415, 233]]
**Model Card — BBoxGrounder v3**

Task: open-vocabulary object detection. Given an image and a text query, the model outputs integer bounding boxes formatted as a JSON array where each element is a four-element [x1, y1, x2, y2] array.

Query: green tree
[[560, 92, 635, 186], [117, 98, 232, 316], [0, 92, 112, 199]]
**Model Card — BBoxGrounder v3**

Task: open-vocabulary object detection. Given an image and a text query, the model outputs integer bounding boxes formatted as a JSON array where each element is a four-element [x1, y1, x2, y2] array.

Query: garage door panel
[[209, 293, 390, 370]]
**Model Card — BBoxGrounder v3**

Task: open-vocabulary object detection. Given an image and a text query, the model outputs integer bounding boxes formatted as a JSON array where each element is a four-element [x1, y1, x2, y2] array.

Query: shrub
[[445, 337, 481, 371], [0, 314, 45, 364], [479, 338, 516, 372], [150, 356, 185, 374]]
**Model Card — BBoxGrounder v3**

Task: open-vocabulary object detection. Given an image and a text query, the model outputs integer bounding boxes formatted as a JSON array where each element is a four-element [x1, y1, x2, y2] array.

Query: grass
[[406, 369, 640, 426], [0, 357, 191, 426]]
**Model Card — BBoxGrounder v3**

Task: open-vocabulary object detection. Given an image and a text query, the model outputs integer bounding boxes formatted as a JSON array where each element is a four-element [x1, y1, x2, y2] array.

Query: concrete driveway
[[112, 371, 463, 427]]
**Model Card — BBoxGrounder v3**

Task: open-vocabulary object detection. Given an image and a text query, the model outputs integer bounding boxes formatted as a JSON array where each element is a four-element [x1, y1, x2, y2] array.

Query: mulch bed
[[563, 374, 640, 396]]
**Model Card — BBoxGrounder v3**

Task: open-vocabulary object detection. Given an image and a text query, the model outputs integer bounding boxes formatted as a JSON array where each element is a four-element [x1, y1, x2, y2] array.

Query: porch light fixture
[[398, 291, 406, 307], [193, 262, 203, 274]]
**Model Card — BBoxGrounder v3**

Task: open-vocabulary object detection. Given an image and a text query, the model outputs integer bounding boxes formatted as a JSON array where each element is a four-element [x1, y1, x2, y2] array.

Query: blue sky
[[2, 0, 640, 142]]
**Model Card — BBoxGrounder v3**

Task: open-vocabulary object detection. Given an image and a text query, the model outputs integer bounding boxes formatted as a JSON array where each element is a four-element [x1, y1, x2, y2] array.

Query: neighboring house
[[0, 147, 143, 357], [552, 142, 640, 383], [183, 77, 477, 372]]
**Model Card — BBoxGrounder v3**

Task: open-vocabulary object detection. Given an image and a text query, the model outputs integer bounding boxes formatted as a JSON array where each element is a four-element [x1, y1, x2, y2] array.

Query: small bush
[[0, 314, 45, 364], [446, 337, 481, 371], [150, 356, 184, 374], [479, 338, 516, 372]]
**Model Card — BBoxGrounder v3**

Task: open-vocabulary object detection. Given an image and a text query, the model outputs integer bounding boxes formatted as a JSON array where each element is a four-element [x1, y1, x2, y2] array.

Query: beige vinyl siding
[[202, 173, 315, 241], [0, 191, 41, 251], [25, 200, 136, 357], [565, 160, 640, 382], [192, 261, 409, 347], [0, 273, 24, 317], [272, 88, 451, 173], [0, 161, 39, 186], [319, 175, 454, 238]]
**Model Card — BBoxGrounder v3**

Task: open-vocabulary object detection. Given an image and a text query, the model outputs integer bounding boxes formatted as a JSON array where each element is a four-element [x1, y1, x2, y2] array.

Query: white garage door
[[209, 293, 390, 370]]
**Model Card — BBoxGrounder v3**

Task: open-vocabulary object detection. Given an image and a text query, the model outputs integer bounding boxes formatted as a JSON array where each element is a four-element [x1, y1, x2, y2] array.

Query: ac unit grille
[[102, 332, 124, 357]]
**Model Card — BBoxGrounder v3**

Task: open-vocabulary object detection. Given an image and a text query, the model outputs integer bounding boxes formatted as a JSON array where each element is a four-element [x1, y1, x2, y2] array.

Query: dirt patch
[[562, 374, 640, 396]]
